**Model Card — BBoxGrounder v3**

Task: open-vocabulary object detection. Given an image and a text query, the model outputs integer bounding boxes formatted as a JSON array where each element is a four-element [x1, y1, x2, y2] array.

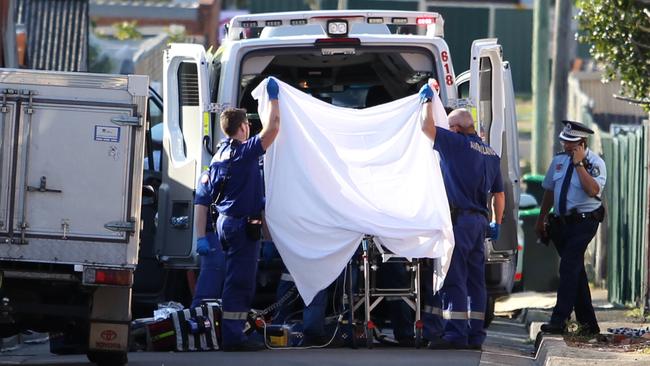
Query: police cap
[[558, 120, 594, 142]]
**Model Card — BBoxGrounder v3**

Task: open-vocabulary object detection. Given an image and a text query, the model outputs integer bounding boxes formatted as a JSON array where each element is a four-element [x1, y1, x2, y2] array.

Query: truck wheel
[[87, 350, 127, 366], [484, 296, 495, 328]]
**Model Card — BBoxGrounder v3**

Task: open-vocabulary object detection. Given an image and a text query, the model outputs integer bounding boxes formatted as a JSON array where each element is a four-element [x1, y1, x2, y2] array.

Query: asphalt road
[[0, 317, 535, 366]]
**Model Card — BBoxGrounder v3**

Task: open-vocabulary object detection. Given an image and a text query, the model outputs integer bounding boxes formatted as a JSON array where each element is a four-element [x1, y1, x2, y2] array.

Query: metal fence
[[602, 124, 649, 307], [16, 0, 89, 72], [567, 72, 650, 307]]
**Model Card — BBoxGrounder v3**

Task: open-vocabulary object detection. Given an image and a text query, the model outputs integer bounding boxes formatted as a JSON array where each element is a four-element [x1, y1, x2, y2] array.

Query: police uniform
[[541, 121, 606, 333], [422, 127, 503, 347], [196, 136, 266, 349]]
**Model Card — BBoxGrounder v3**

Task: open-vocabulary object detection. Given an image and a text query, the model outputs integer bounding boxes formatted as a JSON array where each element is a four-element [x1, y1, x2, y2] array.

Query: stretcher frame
[[344, 235, 423, 348]]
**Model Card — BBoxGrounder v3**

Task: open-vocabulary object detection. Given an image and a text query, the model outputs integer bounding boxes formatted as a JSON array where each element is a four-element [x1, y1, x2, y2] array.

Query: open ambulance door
[[468, 39, 519, 255], [156, 44, 213, 266]]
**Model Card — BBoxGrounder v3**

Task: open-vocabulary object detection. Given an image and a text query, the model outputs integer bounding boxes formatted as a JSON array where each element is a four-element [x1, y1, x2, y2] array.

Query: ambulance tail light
[[416, 17, 435, 25], [314, 37, 360, 46], [83, 267, 133, 286]]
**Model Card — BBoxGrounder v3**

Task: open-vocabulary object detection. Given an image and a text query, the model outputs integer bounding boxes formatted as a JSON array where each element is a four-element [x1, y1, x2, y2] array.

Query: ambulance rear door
[[157, 44, 215, 266], [468, 39, 519, 254]]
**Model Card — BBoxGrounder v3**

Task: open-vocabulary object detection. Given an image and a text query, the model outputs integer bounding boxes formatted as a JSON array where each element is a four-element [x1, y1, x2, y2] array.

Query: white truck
[[0, 70, 148, 365], [155, 9, 521, 324]]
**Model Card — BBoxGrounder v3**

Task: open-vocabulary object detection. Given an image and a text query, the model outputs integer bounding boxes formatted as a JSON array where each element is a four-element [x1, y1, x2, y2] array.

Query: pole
[[338, 0, 347, 10], [531, 0, 550, 174], [548, 0, 573, 155]]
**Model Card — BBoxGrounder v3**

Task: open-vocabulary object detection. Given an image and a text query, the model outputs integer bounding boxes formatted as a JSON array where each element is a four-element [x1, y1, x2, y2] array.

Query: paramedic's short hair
[[448, 108, 474, 128], [220, 107, 247, 137]]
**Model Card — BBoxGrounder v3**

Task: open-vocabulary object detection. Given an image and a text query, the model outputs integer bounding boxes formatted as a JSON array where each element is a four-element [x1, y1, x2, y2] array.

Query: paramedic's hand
[[267, 78, 279, 100], [419, 84, 433, 104], [430, 78, 440, 94], [488, 222, 500, 241], [196, 237, 211, 256]]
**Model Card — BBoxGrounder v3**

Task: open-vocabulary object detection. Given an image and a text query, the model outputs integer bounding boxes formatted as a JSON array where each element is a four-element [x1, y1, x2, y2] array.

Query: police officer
[[536, 120, 606, 335], [419, 82, 505, 350], [194, 78, 280, 351]]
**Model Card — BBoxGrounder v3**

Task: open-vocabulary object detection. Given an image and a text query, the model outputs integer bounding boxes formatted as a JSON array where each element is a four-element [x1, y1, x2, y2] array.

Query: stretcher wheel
[[415, 328, 423, 349], [365, 328, 373, 349], [366, 323, 374, 349]]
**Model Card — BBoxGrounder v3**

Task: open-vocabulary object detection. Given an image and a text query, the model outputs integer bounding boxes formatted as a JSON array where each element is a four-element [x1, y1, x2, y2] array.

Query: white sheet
[[252, 78, 454, 305]]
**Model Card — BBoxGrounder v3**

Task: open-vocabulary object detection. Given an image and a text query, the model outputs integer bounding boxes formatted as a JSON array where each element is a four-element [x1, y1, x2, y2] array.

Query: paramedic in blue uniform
[[193, 78, 280, 351], [536, 120, 606, 336], [190, 182, 225, 308], [419, 83, 505, 350]]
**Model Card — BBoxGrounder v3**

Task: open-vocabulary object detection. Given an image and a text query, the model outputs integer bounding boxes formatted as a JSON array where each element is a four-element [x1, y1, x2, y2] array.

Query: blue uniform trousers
[[424, 213, 488, 346], [275, 274, 327, 341], [549, 217, 599, 327], [191, 232, 225, 308], [377, 261, 414, 341], [217, 215, 261, 347]]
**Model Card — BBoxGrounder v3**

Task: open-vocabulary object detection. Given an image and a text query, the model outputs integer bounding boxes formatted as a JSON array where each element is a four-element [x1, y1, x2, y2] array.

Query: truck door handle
[[170, 216, 189, 229], [26, 176, 62, 193]]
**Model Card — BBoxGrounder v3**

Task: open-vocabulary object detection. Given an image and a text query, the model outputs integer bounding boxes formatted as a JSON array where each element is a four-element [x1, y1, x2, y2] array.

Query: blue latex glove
[[489, 222, 500, 241], [419, 83, 433, 104], [196, 236, 211, 256], [267, 78, 279, 100]]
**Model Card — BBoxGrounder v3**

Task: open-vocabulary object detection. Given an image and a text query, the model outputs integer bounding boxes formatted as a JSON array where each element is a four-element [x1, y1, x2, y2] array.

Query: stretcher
[[344, 235, 423, 348]]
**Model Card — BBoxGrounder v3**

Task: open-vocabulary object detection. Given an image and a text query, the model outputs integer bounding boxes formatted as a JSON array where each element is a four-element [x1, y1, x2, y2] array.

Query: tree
[[576, 0, 650, 110], [113, 21, 142, 41]]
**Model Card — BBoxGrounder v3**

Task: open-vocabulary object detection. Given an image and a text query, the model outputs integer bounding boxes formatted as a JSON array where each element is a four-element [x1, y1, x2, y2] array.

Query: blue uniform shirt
[[194, 136, 266, 218], [434, 128, 504, 215], [541, 149, 606, 214]]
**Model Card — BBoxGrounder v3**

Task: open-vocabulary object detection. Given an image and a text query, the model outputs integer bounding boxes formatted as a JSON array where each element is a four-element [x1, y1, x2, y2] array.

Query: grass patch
[[638, 346, 650, 354], [625, 307, 650, 322]]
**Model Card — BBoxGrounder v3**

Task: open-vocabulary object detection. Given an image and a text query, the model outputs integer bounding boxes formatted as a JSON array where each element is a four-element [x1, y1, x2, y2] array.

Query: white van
[[154, 10, 521, 326]]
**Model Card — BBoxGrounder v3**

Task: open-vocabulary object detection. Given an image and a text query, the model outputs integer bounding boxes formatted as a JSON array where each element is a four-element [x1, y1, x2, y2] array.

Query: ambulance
[[156, 9, 520, 327]]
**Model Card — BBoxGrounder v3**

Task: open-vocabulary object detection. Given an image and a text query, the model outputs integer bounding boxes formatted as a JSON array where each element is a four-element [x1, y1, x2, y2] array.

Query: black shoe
[[222, 341, 266, 352], [427, 337, 467, 350], [540, 323, 565, 335], [580, 323, 601, 337]]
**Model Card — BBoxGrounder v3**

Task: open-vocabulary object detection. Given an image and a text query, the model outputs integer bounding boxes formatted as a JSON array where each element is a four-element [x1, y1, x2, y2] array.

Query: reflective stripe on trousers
[[423, 305, 485, 320], [222, 311, 249, 320]]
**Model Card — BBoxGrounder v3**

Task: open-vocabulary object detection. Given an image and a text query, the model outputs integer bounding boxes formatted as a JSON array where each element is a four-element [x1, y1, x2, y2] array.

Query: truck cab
[[154, 10, 520, 323]]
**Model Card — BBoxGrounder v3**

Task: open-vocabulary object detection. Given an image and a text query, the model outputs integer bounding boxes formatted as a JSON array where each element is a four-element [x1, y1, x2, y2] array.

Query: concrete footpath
[[496, 289, 650, 366]]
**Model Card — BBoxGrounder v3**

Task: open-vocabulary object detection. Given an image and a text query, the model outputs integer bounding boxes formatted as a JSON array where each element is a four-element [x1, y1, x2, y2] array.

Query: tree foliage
[[576, 0, 650, 110], [113, 21, 142, 41]]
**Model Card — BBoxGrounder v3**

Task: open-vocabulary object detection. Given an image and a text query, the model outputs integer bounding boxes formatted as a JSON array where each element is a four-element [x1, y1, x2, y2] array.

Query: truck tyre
[[484, 296, 495, 328], [87, 350, 127, 366]]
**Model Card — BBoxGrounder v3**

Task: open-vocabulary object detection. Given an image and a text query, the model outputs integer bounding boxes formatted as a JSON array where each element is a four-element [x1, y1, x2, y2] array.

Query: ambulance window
[[177, 62, 199, 156], [457, 79, 470, 99], [145, 89, 163, 172], [478, 57, 492, 137]]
